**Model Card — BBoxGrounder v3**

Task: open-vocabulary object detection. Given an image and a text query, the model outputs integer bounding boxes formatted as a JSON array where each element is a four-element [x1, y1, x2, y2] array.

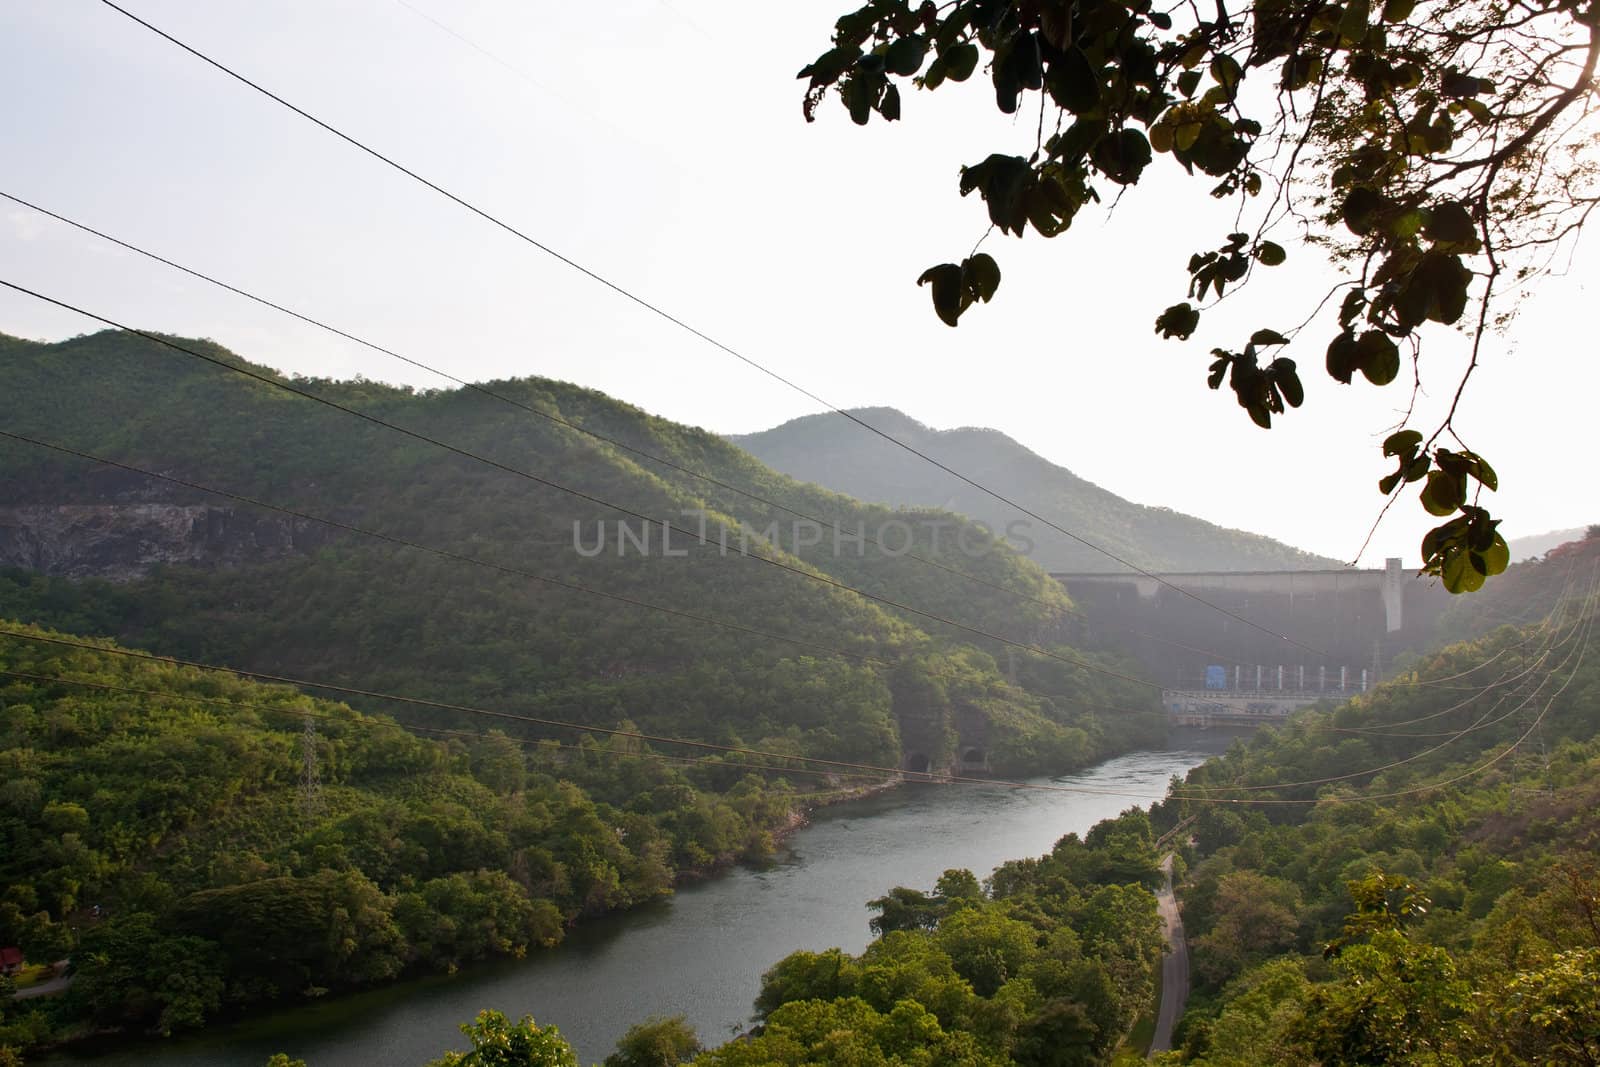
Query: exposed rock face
[[0, 504, 322, 581]]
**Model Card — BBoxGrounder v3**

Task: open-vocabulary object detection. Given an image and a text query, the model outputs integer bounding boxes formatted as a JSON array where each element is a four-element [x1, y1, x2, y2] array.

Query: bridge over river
[[1055, 559, 1452, 727]]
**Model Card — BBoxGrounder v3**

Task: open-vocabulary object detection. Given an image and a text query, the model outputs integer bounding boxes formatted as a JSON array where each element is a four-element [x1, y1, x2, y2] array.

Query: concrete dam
[[1055, 560, 1453, 726]]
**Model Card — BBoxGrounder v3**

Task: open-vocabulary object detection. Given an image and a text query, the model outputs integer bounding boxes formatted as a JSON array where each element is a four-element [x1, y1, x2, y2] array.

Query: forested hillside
[[699, 808, 1167, 1066], [0, 330, 1162, 777], [730, 409, 1335, 573], [0, 620, 809, 1050], [1148, 543, 1600, 1065]]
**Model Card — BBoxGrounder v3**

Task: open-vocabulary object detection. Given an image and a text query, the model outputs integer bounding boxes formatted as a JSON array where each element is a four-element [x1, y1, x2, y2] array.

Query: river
[[48, 733, 1236, 1066]]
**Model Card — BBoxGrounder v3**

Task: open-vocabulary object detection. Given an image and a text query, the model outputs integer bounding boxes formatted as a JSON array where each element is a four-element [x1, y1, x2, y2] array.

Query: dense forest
[[730, 408, 1336, 574], [698, 806, 1168, 1066], [1148, 537, 1600, 1064], [0, 330, 1162, 778], [250, 804, 1171, 1067], [0, 618, 840, 1053], [382, 536, 1600, 1067]]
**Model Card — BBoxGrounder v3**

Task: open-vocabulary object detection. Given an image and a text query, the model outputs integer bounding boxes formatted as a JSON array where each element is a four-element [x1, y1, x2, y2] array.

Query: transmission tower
[[300, 712, 324, 817]]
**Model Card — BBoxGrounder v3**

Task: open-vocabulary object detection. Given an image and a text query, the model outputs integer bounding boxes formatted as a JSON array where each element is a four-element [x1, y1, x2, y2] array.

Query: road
[[1150, 853, 1189, 1056], [8, 962, 72, 1000]]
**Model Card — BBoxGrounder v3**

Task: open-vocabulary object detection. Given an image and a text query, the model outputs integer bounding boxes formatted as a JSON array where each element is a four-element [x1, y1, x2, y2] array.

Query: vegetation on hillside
[[1146, 547, 1600, 1064], [0, 329, 1162, 778], [0, 620, 823, 1052], [731, 408, 1336, 573], [699, 808, 1165, 1066]]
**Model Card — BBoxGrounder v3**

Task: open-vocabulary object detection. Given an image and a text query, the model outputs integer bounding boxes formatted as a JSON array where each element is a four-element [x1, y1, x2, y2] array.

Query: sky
[[0, 0, 1594, 567]]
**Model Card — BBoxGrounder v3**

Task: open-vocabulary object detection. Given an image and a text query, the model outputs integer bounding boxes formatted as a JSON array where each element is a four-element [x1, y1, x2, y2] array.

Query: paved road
[[9, 967, 72, 1000], [1150, 854, 1188, 1055]]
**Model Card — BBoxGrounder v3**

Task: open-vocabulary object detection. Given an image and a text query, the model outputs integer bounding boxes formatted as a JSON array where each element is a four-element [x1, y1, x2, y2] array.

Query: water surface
[[51, 734, 1234, 1066]]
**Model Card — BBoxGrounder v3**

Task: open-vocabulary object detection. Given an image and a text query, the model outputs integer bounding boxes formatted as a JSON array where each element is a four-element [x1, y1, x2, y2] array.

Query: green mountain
[[1145, 543, 1600, 1064], [663, 546, 1600, 1067], [730, 408, 1336, 573], [0, 617, 799, 1044], [0, 330, 1161, 777]]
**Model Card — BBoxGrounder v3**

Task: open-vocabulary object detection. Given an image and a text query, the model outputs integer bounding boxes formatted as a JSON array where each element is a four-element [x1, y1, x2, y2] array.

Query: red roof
[[0, 947, 23, 967]]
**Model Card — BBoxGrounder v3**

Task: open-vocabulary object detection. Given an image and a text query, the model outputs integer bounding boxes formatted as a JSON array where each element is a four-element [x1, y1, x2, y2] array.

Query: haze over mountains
[[731, 408, 1337, 573], [1507, 526, 1590, 562], [0, 330, 1160, 778]]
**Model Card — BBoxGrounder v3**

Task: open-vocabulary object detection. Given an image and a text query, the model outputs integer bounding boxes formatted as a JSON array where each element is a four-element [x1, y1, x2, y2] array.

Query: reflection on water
[[49, 732, 1234, 1067]]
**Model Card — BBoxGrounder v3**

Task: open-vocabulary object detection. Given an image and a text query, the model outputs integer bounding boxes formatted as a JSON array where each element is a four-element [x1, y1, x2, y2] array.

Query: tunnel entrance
[[961, 748, 985, 764], [904, 752, 932, 774]]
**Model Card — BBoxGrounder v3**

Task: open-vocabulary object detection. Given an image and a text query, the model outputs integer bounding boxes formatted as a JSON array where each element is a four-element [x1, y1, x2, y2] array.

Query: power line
[[0, 429, 889, 666], [1190, 598, 1594, 792], [3, 620, 1586, 806], [0, 628, 1195, 802], [3, 614, 1587, 806], [0, 668, 899, 791], [0, 189, 1243, 668], [0, 278, 1219, 709], [0, 426, 1210, 725], [1180, 576, 1599, 794], [1320, 592, 1580, 734], [93, 0, 1329, 660]]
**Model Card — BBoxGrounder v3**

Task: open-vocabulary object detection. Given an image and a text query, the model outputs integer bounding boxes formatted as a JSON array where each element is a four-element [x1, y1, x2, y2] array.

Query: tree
[[1192, 871, 1303, 986], [800, 0, 1600, 589], [424, 1010, 579, 1067], [604, 1015, 701, 1067]]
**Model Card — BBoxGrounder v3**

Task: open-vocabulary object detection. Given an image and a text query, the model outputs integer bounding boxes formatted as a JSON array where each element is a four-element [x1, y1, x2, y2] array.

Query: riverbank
[[42, 738, 1233, 1066]]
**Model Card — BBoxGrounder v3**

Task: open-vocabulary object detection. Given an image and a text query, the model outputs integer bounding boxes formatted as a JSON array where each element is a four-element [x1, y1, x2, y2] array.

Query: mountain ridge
[[730, 407, 1337, 573], [0, 329, 1162, 779]]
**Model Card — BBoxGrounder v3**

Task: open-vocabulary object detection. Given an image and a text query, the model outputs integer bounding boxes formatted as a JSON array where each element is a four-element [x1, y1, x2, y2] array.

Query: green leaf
[[1209, 54, 1243, 97], [1339, 288, 1368, 328], [1326, 330, 1361, 385], [1156, 302, 1201, 340], [1342, 187, 1383, 236], [1383, 429, 1423, 457], [1424, 201, 1476, 244], [917, 263, 965, 327], [885, 35, 928, 77], [846, 73, 877, 124], [1396, 251, 1472, 327], [1251, 328, 1289, 346], [1381, 0, 1417, 20], [1255, 240, 1287, 266], [879, 83, 901, 120], [1207, 356, 1229, 390], [961, 253, 1002, 302], [944, 42, 980, 82], [798, 46, 862, 86], [1271, 358, 1304, 407], [1473, 453, 1498, 491], [1091, 128, 1152, 185], [1356, 331, 1401, 386], [1379, 471, 1403, 495], [1442, 547, 1486, 593], [1051, 47, 1101, 113], [1177, 70, 1202, 98], [1481, 534, 1510, 576], [1420, 470, 1464, 516], [1339, 0, 1371, 42]]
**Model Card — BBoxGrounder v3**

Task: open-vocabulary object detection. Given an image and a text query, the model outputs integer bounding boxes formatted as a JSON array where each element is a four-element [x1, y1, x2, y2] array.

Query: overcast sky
[[1, 0, 1593, 567]]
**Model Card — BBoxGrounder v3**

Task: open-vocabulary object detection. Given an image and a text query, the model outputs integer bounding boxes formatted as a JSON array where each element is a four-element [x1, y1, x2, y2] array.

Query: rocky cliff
[[0, 504, 322, 580]]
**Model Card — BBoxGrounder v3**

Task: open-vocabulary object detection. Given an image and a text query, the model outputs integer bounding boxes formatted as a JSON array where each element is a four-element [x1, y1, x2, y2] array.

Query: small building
[[0, 946, 23, 976]]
